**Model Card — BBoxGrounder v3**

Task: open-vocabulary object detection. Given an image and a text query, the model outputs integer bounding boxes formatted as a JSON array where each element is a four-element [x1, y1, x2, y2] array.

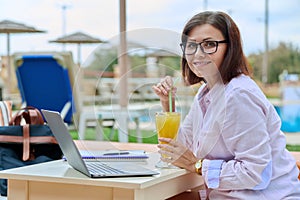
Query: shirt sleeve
[[203, 88, 273, 190], [202, 159, 224, 188]]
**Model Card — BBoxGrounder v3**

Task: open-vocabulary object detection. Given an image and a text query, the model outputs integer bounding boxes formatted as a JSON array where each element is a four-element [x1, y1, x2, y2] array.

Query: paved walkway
[[285, 132, 300, 145]]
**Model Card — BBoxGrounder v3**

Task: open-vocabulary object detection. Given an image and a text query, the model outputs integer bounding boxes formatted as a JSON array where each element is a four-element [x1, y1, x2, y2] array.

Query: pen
[[103, 151, 130, 156]]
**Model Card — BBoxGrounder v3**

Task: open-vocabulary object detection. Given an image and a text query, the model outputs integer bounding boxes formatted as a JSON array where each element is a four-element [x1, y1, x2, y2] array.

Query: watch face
[[195, 162, 201, 169]]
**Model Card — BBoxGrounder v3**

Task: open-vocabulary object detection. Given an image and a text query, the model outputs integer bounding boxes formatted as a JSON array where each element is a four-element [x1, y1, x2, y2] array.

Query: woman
[[153, 11, 300, 199]]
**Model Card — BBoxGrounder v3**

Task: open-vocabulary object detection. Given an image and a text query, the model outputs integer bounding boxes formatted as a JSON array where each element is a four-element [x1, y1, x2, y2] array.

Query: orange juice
[[155, 112, 181, 144]]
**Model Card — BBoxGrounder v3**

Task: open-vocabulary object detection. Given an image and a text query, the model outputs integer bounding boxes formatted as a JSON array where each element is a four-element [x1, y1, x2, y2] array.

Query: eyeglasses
[[180, 40, 228, 55]]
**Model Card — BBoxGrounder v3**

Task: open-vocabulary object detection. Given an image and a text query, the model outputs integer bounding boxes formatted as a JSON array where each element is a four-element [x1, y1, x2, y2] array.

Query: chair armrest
[[61, 101, 71, 120]]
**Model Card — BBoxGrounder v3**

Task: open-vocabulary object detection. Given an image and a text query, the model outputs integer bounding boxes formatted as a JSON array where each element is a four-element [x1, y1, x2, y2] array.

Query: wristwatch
[[195, 159, 203, 175]]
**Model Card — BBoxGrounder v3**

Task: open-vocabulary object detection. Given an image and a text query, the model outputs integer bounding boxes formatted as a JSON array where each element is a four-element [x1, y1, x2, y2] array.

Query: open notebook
[[42, 109, 159, 178], [77, 150, 149, 162]]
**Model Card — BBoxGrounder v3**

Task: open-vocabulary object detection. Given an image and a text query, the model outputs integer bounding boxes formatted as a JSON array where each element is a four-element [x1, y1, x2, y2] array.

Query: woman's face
[[185, 24, 227, 79]]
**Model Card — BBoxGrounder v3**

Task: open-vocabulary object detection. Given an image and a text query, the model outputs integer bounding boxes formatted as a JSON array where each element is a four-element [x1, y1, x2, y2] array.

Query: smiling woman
[[153, 11, 300, 200]]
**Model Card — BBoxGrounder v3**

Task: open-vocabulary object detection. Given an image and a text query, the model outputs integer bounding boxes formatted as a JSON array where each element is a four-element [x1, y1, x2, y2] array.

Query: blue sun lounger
[[15, 54, 75, 124]]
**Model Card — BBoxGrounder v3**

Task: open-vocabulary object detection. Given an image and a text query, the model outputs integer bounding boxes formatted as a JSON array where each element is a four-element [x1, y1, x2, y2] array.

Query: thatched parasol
[[50, 31, 104, 65]]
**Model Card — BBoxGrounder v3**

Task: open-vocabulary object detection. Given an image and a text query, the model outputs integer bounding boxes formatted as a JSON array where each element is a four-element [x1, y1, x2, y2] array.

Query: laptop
[[42, 109, 159, 178]]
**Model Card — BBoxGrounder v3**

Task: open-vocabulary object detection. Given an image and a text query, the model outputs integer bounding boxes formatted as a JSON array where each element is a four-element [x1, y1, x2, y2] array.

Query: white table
[[0, 141, 204, 200], [78, 104, 150, 142]]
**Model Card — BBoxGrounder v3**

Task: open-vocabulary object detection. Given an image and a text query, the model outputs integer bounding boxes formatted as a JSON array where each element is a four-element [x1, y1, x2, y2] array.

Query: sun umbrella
[[49, 31, 104, 66], [0, 19, 46, 91]]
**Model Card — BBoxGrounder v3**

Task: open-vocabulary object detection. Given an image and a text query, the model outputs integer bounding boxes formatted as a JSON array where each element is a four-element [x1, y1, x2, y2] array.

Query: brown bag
[[0, 106, 61, 161], [9, 106, 45, 126], [0, 106, 62, 196]]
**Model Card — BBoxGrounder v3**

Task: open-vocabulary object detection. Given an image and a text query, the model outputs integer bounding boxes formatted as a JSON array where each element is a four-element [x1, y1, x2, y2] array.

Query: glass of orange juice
[[155, 112, 181, 168]]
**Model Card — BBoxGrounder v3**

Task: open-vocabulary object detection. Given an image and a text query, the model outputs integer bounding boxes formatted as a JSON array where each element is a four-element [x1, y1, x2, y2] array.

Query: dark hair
[[181, 11, 250, 85]]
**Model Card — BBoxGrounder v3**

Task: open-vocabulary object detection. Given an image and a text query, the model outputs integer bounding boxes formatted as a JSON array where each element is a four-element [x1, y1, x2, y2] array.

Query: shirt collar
[[198, 82, 225, 102]]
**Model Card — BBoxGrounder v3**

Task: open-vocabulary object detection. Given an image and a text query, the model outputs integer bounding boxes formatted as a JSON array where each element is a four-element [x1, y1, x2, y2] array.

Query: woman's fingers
[[158, 137, 172, 144], [162, 76, 174, 91], [159, 76, 174, 94], [158, 138, 183, 152], [159, 148, 195, 171], [153, 82, 168, 96], [165, 76, 173, 87], [152, 85, 162, 95], [158, 139, 186, 158], [161, 81, 171, 91], [152, 76, 177, 98], [157, 138, 198, 171]]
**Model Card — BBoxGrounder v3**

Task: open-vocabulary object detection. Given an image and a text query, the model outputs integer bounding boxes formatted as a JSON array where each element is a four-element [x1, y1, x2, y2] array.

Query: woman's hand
[[158, 137, 198, 172], [152, 76, 177, 112]]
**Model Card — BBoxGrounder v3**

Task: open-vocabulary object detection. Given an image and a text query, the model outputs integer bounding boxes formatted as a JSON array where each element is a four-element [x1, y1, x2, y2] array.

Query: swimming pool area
[[274, 85, 300, 133], [275, 105, 300, 133], [138, 86, 300, 133]]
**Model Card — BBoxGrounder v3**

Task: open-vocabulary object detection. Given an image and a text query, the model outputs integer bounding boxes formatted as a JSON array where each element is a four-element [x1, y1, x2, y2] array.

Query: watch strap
[[195, 159, 203, 175]]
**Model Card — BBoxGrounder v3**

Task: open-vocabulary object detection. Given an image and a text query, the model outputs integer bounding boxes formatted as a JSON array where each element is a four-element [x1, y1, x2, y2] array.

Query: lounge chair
[[15, 54, 75, 124]]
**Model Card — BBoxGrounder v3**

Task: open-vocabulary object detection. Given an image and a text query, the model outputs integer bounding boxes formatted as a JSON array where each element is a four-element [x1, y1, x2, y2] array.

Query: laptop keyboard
[[86, 162, 125, 175]]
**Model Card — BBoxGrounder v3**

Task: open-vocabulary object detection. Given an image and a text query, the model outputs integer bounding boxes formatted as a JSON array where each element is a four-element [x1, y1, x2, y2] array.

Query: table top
[[0, 141, 201, 190]]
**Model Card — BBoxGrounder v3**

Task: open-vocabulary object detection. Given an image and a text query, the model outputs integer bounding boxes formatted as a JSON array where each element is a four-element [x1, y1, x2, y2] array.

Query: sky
[[1, 0, 300, 66]]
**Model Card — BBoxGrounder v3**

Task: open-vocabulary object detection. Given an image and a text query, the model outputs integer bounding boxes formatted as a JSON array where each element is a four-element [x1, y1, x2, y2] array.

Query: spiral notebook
[[76, 150, 149, 162]]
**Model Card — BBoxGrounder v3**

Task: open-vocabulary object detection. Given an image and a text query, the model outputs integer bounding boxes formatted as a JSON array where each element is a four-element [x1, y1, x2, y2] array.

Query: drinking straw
[[168, 77, 180, 112], [169, 89, 172, 112]]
